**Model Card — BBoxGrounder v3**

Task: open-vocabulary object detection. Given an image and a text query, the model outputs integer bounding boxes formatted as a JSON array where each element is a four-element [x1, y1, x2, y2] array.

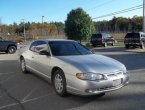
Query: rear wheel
[[20, 57, 28, 74], [111, 41, 115, 46], [8, 46, 16, 54], [53, 69, 67, 96], [125, 44, 129, 49], [92, 44, 96, 47], [97, 93, 105, 98], [140, 42, 144, 49]]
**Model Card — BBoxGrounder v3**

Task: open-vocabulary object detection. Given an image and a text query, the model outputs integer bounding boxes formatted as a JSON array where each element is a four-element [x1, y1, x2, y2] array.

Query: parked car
[[124, 32, 145, 49], [19, 39, 129, 97], [0, 37, 17, 54], [90, 33, 115, 47]]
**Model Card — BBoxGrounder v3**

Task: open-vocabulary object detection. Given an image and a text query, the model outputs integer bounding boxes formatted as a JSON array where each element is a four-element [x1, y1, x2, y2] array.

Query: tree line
[[0, 7, 143, 42], [0, 22, 65, 41], [94, 16, 142, 33]]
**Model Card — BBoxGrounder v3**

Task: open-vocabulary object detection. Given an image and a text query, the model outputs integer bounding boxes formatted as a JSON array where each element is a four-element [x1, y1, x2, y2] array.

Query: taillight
[[101, 38, 105, 42]]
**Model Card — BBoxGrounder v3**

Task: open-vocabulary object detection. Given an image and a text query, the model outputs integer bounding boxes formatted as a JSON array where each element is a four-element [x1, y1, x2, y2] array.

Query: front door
[[31, 40, 52, 78]]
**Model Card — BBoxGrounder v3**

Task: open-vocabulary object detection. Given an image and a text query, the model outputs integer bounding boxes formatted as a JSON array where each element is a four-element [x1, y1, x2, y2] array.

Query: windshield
[[49, 41, 92, 56], [125, 33, 140, 38]]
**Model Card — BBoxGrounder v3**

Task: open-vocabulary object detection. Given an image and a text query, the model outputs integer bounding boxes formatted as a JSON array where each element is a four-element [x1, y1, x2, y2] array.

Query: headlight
[[76, 73, 105, 81], [122, 65, 127, 74]]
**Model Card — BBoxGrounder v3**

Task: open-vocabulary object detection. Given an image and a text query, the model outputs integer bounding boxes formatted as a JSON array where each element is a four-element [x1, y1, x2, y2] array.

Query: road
[[0, 47, 145, 110]]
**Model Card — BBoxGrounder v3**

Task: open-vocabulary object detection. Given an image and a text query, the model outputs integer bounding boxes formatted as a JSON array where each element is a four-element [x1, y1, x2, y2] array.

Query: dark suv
[[124, 32, 145, 49], [90, 33, 115, 47], [0, 37, 17, 54]]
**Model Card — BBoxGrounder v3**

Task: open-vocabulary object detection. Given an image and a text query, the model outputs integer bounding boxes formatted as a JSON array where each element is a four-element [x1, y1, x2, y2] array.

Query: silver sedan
[[19, 39, 129, 97]]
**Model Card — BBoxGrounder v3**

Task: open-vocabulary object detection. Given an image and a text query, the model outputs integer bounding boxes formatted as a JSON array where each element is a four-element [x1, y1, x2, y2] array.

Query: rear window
[[125, 33, 140, 38], [92, 34, 102, 38]]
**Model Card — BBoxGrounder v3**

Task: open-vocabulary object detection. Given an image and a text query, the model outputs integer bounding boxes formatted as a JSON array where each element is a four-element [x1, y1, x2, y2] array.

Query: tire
[[97, 93, 105, 98], [104, 42, 107, 47], [92, 44, 96, 47], [140, 42, 144, 49], [20, 57, 28, 74], [8, 46, 16, 54], [111, 42, 115, 46], [125, 44, 129, 49], [53, 69, 67, 96]]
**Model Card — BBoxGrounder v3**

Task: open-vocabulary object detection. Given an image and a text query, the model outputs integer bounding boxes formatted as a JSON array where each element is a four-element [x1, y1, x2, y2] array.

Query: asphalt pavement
[[0, 46, 145, 110]]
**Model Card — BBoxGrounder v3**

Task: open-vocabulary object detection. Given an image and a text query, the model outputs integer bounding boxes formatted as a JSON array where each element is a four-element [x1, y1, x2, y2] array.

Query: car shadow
[[91, 46, 145, 53]]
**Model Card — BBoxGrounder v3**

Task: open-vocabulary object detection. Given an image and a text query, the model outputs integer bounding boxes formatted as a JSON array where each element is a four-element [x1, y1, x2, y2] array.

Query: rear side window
[[102, 33, 110, 38], [141, 34, 145, 37], [35, 41, 48, 53], [29, 41, 48, 53], [29, 41, 37, 51], [125, 33, 140, 38]]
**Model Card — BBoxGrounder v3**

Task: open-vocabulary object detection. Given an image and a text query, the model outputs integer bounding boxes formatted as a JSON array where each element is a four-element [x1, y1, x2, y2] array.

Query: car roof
[[127, 32, 145, 34]]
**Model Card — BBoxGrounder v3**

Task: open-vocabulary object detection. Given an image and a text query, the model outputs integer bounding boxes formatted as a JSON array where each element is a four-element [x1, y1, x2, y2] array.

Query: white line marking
[[0, 74, 17, 83], [0, 94, 51, 109], [22, 87, 39, 101], [0, 72, 14, 76], [22, 94, 50, 103], [0, 103, 19, 109]]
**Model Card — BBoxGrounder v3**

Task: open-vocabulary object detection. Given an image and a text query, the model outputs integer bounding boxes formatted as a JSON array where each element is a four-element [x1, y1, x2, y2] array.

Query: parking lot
[[0, 46, 145, 110]]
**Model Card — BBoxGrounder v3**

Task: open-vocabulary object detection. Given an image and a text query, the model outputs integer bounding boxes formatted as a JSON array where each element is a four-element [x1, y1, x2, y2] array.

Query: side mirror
[[39, 50, 50, 56]]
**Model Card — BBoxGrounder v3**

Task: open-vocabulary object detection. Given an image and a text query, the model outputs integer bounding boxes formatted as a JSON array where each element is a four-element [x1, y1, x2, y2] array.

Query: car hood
[[56, 54, 125, 74]]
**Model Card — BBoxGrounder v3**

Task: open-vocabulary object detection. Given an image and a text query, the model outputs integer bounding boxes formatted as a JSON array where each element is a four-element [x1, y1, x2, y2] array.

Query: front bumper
[[85, 78, 129, 95], [67, 74, 129, 96]]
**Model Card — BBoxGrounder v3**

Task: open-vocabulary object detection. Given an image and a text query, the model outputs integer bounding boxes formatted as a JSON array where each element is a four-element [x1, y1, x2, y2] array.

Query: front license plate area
[[113, 79, 122, 86]]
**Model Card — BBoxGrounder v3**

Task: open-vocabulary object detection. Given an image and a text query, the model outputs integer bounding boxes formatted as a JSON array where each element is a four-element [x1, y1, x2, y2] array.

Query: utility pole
[[0, 18, 1, 38], [42, 16, 44, 36], [22, 19, 26, 42], [143, 0, 145, 32], [0, 18, 1, 25]]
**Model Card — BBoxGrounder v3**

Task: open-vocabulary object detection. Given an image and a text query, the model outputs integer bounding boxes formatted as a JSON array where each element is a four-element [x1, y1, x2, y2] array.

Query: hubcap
[[9, 48, 15, 53], [54, 74, 63, 93], [21, 59, 26, 71]]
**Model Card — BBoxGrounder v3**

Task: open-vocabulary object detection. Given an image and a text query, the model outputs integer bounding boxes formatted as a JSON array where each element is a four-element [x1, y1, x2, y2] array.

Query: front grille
[[107, 71, 123, 77]]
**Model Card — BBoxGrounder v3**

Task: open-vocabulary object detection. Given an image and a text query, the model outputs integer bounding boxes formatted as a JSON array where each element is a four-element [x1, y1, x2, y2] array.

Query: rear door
[[0, 40, 7, 51]]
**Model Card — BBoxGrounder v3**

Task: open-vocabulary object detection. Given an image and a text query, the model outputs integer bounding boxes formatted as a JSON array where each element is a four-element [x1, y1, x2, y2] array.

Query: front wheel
[[140, 42, 144, 49], [20, 57, 28, 74], [53, 69, 67, 96], [8, 46, 16, 54], [104, 42, 107, 47], [96, 93, 105, 98]]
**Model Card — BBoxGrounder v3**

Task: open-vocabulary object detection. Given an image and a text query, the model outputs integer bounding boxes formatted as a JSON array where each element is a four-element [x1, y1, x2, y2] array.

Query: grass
[[115, 41, 124, 47], [82, 41, 124, 47]]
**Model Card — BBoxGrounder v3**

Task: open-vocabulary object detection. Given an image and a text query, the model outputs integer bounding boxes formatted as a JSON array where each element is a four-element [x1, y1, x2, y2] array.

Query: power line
[[87, 0, 116, 11], [93, 5, 143, 19]]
